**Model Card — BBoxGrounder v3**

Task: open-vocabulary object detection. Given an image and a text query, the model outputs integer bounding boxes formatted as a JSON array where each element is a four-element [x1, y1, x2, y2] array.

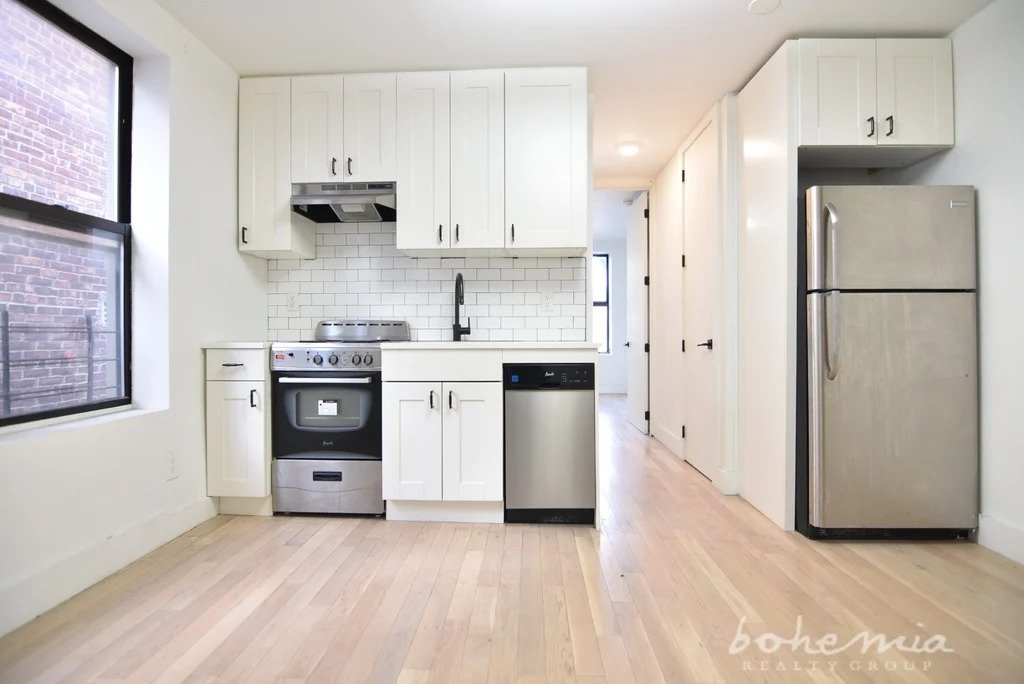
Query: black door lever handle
[[696, 339, 713, 350]]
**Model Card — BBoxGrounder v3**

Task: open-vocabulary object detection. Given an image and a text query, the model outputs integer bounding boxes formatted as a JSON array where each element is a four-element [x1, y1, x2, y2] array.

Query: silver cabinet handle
[[331, 157, 338, 175], [277, 377, 372, 384], [347, 157, 353, 175], [429, 390, 435, 409], [867, 116, 875, 137], [249, 389, 257, 407], [455, 224, 460, 242], [221, 362, 244, 367], [448, 390, 453, 409], [885, 115, 894, 137]]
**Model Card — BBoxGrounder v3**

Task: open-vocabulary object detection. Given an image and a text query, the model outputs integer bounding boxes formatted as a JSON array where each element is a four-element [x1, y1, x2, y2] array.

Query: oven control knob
[[328, 354, 338, 366], [351, 354, 362, 366], [363, 354, 373, 366], [312, 354, 323, 365]]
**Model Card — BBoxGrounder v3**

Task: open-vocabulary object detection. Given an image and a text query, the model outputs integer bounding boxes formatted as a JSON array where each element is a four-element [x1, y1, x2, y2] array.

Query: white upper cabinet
[[441, 382, 503, 501], [450, 70, 505, 249], [382, 381, 443, 500], [396, 72, 451, 249], [505, 68, 588, 250], [238, 77, 314, 259], [798, 39, 877, 146], [343, 74, 397, 182], [876, 39, 954, 146], [798, 38, 954, 149], [291, 75, 344, 183]]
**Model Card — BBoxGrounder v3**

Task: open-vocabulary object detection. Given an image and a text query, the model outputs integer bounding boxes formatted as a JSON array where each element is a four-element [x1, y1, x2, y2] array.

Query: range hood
[[291, 182, 396, 223]]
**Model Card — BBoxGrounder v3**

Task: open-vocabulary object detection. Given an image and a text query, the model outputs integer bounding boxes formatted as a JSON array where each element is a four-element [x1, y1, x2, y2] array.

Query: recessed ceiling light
[[748, 0, 781, 15], [617, 141, 641, 157]]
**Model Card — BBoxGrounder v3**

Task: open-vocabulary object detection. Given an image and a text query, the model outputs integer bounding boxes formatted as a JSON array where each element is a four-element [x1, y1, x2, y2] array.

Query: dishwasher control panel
[[503, 363, 595, 390]]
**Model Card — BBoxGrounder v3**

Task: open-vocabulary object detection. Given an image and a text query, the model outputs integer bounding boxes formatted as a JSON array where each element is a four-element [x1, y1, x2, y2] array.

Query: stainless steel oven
[[270, 320, 409, 515]]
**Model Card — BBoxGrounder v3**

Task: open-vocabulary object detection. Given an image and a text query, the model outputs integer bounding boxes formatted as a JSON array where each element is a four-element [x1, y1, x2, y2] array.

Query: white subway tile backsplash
[[267, 222, 589, 342]]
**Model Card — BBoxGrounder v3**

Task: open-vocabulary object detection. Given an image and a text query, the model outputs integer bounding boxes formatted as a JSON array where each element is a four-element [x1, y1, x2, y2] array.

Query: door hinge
[[681, 425, 686, 439], [681, 169, 686, 183], [643, 207, 649, 219], [644, 342, 650, 353], [644, 410, 650, 421], [681, 339, 685, 352], [643, 275, 649, 286], [681, 254, 686, 268]]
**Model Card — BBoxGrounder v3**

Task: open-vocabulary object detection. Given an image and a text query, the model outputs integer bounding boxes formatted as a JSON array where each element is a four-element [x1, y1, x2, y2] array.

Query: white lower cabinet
[[383, 381, 502, 502], [205, 379, 270, 498]]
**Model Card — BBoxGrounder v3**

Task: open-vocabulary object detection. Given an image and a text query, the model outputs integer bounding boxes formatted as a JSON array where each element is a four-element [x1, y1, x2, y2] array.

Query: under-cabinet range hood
[[290, 182, 396, 223]]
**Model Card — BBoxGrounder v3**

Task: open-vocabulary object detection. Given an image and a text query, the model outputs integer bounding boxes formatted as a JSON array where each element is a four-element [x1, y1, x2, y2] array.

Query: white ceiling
[[156, 0, 988, 185]]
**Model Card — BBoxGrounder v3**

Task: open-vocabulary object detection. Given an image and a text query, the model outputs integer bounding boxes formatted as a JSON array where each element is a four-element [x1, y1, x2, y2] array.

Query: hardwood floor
[[1, 394, 1023, 682]]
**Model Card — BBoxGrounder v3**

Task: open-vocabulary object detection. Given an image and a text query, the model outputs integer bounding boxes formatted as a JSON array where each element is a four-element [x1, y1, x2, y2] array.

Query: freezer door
[[808, 291, 978, 528], [806, 185, 976, 291]]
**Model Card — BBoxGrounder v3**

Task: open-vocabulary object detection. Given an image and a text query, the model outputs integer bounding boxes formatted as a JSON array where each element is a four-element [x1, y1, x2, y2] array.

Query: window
[[592, 253, 609, 354], [0, 0, 132, 427]]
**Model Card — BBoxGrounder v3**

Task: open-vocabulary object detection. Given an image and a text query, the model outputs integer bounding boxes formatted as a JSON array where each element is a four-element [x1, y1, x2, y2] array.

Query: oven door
[[272, 371, 381, 460]]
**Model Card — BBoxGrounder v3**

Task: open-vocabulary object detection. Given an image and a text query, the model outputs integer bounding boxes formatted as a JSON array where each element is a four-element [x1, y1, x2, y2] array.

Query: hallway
[[0, 396, 1022, 682]]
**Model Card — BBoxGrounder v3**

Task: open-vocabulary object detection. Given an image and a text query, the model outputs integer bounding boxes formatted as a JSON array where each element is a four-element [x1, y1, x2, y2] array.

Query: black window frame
[[0, 0, 133, 428], [593, 253, 610, 354]]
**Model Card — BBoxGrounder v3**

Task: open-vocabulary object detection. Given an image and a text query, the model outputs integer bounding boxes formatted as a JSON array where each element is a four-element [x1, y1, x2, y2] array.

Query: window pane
[[593, 305, 608, 354], [0, 0, 119, 219], [0, 206, 126, 420], [592, 255, 608, 303]]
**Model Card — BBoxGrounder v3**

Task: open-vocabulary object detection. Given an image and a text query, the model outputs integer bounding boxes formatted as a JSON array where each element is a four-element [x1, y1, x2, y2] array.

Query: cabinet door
[[291, 75, 344, 183], [343, 74, 397, 182], [206, 381, 268, 498], [451, 70, 505, 249], [382, 382, 443, 500], [505, 68, 588, 249], [798, 39, 877, 146], [876, 39, 954, 146], [238, 77, 291, 251], [441, 382, 503, 501], [396, 72, 451, 250]]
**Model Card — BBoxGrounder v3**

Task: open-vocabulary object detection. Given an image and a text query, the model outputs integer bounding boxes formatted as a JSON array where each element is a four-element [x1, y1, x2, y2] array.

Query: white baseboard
[[0, 497, 217, 638], [978, 513, 1024, 565], [219, 496, 273, 516], [716, 467, 739, 495], [386, 500, 503, 523]]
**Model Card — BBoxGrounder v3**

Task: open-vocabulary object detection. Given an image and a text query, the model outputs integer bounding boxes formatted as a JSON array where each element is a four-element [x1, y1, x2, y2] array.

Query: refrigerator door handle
[[825, 202, 839, 289], [825, 291, 840, 381]]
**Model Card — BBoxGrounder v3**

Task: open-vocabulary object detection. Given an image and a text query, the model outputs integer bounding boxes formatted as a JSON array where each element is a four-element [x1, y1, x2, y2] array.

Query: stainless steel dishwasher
[[503, 363, 596, 524]]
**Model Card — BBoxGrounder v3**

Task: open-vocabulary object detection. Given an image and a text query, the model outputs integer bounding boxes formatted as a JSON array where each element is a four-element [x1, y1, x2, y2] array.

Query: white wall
[[648, 150, 685, 456], [736, 43, 799, 530], [267, 223, 588, 343], [594, 236, 626, 393], [891, 0, 1024, 564], [0, 0, 267, 636]]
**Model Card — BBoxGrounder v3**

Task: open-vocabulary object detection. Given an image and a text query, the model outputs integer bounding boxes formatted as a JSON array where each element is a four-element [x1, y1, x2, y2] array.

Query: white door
[[505, 68, 588, 249], [876, 39, 954, 146], [451, 70, 505, 249], [798, 39, 877, 146], [625, 192, 649, 434], [206, 381, 268, 497], [682, 121, 721, 482], [343, 73, 397, 182], [291, 75, 344, 183], [441, 382, 503, 501], [382, 382, 442, 500], [396, 72, 450, 250], [238, 77, 291, 252]]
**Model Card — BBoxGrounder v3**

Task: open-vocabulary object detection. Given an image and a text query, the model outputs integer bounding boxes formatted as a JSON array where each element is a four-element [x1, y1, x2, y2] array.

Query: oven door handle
[[277, 377, 374, 385]]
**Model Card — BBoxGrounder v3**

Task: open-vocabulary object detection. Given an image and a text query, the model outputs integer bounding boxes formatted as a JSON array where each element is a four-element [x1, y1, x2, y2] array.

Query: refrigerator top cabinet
[[804, 185, 978, 535], [806, 185, 976, 292]]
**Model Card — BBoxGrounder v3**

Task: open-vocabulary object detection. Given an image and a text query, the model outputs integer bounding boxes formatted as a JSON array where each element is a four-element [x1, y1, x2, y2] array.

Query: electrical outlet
[[166, 450, 179, 481], [539, 293, 555, 314], [286, 293, 299, 313]]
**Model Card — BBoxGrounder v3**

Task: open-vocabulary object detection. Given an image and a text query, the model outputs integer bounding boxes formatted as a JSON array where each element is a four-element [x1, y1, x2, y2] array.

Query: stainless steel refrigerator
[[803, 185, 978, 537]]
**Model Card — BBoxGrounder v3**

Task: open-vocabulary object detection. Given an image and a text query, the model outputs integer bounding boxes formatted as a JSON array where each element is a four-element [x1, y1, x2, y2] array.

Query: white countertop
[[381, 341, 599, 350], [201, 341, 271, 350]]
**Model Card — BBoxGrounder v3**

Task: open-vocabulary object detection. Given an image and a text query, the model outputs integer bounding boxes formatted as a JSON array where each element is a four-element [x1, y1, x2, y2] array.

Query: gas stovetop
[[271, 319, 410, 372]]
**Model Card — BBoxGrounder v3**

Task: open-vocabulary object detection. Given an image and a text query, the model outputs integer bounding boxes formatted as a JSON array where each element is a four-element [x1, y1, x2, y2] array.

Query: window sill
[[0, 404, 161, 441]]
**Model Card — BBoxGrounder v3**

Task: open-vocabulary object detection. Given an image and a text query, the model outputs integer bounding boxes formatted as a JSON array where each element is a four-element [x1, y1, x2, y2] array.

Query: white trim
[[386, 500, 503, 523], [0, 405, 158, 440], [978, 514, 1024, 566], [0, 497, 216, 638], [218, 496, 274, 517]]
